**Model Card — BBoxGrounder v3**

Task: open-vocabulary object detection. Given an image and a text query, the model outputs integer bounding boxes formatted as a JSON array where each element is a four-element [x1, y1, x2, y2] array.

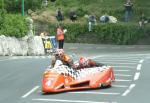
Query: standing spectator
[[56, 8, 64, 22], [88, 14, 97, 32], [40, 31, 51, 54], [56, 26, 65, 49], [43, 0, 48, 7], [139, 12, 148, 27], [40, 31, 46, 38], [69, 10, 77, 22], [124, 0, 133, 22]]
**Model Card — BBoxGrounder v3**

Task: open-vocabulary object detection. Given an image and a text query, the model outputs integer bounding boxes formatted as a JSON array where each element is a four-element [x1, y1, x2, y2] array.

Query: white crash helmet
[[55, 49, 64, 56], [79, 57, 88, 66]]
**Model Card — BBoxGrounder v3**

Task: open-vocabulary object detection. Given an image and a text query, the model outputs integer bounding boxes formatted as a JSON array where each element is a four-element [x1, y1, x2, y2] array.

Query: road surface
[[0, 43, 150, 103]]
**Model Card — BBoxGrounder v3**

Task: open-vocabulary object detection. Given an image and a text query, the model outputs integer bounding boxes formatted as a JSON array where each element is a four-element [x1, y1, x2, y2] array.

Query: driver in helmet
[[75, 57, 104, 69], [51, 49, 75, 68]]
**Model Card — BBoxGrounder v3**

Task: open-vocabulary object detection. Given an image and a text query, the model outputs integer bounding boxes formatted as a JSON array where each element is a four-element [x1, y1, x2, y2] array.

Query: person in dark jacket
[[56, 8, 64, 21], [69, 10, 77, 22]]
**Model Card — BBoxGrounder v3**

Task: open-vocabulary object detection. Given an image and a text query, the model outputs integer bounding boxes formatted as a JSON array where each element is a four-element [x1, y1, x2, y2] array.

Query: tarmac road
[[0, 43, 150, 103]]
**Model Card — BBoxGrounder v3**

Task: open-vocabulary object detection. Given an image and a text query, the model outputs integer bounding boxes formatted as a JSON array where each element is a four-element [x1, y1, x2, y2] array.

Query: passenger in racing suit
[[74, 57, 104, 70], [51, 49, 75, 69]]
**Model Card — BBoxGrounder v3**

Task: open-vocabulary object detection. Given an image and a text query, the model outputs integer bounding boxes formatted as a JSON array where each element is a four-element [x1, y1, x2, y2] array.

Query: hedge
[[45, 22, 150, 45]]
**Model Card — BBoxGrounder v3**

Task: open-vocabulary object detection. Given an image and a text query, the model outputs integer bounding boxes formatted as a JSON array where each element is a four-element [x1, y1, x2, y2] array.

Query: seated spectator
[[56, 8, 64, 21], [108, 16, 117, 23], [100, 14, 109, 23], [69, 10, 77, 22], [139, 13, 148, 27]]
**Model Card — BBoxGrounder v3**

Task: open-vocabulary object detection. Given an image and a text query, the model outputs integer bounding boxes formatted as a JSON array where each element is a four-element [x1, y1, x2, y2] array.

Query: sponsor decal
[[45, 78, 55, 86]]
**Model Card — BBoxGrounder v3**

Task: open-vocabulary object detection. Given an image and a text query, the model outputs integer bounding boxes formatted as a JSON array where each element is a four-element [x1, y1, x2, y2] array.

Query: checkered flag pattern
[[48, 65, 108, 80]]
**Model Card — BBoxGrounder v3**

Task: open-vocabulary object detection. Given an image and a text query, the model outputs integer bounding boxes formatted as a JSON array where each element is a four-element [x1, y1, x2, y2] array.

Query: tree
[[2, 0, 43, 13], [51, 0, 56, 2]]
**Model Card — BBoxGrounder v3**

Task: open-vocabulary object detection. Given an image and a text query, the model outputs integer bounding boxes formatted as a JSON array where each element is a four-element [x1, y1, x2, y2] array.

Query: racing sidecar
[[42, 60, 115, 93]]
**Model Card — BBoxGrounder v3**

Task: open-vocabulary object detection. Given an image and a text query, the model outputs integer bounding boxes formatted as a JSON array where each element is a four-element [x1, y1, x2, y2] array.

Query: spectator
[[40, 31, 49, 38], [100, 14, 109, 23], [69, 10, 77, 22], [139, 13, 148, 27], [124, 0, 133, 22], [56, 8, 64, 21], [40, 31, 51, 54], [43, 0, 48, 7], [89, 14, 97, 25], [88, 14, 97, 32], [56, 26, 65, 49], [108, 16, 117, 23]]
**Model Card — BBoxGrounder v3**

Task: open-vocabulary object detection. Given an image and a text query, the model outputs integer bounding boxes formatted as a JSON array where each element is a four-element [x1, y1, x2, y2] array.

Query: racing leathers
[[51, 53, 74, 69], [74, 57, 104, 70]]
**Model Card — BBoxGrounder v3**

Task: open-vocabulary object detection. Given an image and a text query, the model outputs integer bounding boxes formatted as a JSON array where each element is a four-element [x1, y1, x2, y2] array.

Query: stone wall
[[0, 35, 45, 56]]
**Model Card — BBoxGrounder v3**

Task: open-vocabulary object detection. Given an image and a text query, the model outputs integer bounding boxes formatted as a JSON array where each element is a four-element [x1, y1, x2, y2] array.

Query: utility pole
[[21, 0, 25, 16]]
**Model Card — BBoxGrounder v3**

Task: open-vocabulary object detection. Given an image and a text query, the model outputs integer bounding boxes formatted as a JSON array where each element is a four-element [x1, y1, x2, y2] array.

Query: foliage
[[0, 9, 5, 29], [51, 0, 150, 23], [46, 22, 150, 44], [0, 13, 28, 38], [0, 0, 43, 13], [0, 0, 150, 42]]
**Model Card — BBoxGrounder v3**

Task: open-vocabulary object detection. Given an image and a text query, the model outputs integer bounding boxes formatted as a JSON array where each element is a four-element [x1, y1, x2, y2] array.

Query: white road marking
[[91, 55, 107, 59], [136, 64, 142, 70], [122, 84, 136, 96], [115, 79, 132, 82], [11, 56, 19, 59], [22, 86, 40, 98], [27, 56, 32, 59], [112, 85, 128, 88], [115, 74, 132, 77], [112, 65, 135, 69], [134, 72, 140, 81], [101, 62, 137, 65], [68, 91, 120, 95], [32, 98, 112, 103], [114, 69, 130, 72], [41, 56, 46, 58], [99, 58, 140, 61], [20, 56, 25, 59], [96, 59, 139, 62], [0, 58, 10, 61], [34, 56, 40, 59], [139, 59, 144, 63]]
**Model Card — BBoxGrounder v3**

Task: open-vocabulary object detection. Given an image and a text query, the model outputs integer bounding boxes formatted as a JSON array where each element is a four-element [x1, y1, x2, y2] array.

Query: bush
[[0, 14, 28, 38], [76, 7, 88, 17], [46, 22, 150, 44], [0, 9, 5, 29]]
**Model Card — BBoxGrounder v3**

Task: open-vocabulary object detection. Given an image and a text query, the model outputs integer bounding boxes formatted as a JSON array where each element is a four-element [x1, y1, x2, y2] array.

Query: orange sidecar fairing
[[42, 65, 115, 93]]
